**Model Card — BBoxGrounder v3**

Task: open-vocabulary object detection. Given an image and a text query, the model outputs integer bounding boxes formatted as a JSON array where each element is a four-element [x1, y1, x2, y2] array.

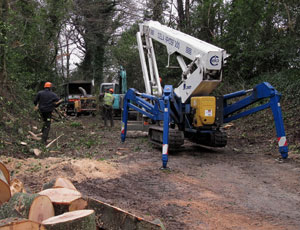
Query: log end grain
[[38, 188, 81, 205], [28, 195, 55, 223], [0, 179, 11, 205]]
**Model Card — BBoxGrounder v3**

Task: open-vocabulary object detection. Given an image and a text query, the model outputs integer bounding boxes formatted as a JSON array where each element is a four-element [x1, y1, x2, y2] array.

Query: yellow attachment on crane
[[191, 96, 216, 127]]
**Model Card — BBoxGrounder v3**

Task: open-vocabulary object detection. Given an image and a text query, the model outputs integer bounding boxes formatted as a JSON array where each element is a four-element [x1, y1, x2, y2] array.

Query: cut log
[[0, 161, 10, 184], [86, 197, 162, 230], [0, 217, 45, 230], [10, 179, 26, 197], [42, 209, 96, 230], [39, 188, 82, 215], [0, 162, 11, 204], [0, 180, 11, 205], [0, 193, 54, 223], [42, 178, 77, 191]]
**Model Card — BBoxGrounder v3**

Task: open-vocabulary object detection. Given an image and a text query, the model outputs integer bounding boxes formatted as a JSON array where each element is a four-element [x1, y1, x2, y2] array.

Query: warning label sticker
[[205, 109, 213, 116]]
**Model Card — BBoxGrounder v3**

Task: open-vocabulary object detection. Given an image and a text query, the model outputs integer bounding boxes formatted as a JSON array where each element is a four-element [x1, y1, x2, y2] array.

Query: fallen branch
[[46, 135, 63, 149], [28, 131, 38, 137], [28, 131, 42, 141]]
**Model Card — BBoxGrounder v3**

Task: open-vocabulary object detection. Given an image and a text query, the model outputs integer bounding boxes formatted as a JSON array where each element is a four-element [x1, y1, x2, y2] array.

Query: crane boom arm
[[139, 21, 225, 69], [137, 21, 227, 102]]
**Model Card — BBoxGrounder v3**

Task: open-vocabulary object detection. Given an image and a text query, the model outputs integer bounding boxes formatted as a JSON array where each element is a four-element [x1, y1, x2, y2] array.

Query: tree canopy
[[0, 0, 299, 92]]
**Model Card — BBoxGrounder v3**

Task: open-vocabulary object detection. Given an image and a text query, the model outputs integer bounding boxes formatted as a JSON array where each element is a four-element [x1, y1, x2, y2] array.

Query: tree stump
[[42, 209, 96, 230], [0, 217, 45, 230], [0, 193, 54, 223], [42, 178, 77, 191]]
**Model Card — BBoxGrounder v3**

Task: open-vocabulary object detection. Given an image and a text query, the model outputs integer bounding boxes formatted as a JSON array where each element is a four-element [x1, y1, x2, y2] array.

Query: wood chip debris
[[33, 148, 42, 156], [223, 123, 234, 129]]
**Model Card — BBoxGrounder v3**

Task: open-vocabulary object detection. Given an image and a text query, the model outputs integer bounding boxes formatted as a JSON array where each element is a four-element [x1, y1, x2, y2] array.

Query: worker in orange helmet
[[103, 88, 115, 127], [34, 82, 63, 144]]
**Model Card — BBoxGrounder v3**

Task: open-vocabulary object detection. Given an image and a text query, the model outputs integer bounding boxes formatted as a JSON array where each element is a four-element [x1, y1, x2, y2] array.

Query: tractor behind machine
[[62, 80, 97, 116]]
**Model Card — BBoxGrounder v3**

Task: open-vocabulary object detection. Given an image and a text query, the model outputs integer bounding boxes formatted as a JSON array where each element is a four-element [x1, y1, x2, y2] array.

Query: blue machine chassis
[[121, 82, 288, 168]]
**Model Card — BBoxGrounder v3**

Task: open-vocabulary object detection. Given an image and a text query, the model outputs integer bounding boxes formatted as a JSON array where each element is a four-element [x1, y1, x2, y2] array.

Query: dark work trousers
[[103, 105, 113, 127], [40, 111, 52, 144]]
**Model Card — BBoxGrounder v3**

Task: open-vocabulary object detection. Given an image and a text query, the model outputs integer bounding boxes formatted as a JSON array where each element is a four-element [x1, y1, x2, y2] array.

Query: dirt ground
[[2, 115, 300, 230]]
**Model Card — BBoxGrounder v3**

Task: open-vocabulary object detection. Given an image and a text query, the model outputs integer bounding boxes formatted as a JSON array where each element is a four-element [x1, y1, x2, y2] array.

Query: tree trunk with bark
[[0, 217, 45, 230], [86, 197, 162, 230], [0, 193, 54, 223], [42, 178, 77, 191], [42, 210, 96, 230]]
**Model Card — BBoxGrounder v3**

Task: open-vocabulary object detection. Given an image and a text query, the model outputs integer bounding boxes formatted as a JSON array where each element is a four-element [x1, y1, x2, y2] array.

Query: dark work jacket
[[34, 88, 59, 113]]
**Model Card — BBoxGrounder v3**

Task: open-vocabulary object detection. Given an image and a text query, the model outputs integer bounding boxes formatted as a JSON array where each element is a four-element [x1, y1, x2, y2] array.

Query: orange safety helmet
[[44, 82, 52, 88], [109, 88, 114, 93]]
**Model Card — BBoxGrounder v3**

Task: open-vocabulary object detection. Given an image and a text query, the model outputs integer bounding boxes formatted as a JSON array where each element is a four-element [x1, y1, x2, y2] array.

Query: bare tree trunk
[[152, 0, 164, 22], [168, 0, 173, 26], [66, 34, 70, 79], [59, 39, 65, 78], [283, 3, 294, 32], [177, 0, 185, 30], [185, 0, 190, 30]]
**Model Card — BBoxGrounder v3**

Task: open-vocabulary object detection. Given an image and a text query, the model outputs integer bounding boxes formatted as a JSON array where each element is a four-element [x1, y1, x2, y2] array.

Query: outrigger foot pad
[[160, 166, 171, 171]]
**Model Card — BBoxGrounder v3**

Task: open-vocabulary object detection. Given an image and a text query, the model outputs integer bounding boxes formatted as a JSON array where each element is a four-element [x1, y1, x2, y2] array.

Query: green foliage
[[220, 0, 299, 80], [27, 162, 42, 172], [111, 23, 182, 90], [70, 121, 82, 128], [247, 69, 300, 104], [72, 0, 117, 84], [111, 24, 144, 91], [190, 0, 225, 42], [2, 0, 71, 90]]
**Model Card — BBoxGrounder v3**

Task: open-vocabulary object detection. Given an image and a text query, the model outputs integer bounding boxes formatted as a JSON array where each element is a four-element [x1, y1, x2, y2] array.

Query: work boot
[[41, 125, 50, 145]]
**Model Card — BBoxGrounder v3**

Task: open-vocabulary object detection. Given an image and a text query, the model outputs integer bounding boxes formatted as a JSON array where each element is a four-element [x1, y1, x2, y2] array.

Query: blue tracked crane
[[121, 21, 288, 169]]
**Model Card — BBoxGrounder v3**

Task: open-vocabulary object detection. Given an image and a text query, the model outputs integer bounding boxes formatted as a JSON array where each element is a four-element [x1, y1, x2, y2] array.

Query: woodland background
[[0, 0, 299, 151]]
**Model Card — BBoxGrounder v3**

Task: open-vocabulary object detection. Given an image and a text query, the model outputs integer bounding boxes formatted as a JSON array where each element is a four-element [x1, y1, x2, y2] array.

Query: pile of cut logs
[[0, 161, 163, 230], [0, 161, 96, 229]]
